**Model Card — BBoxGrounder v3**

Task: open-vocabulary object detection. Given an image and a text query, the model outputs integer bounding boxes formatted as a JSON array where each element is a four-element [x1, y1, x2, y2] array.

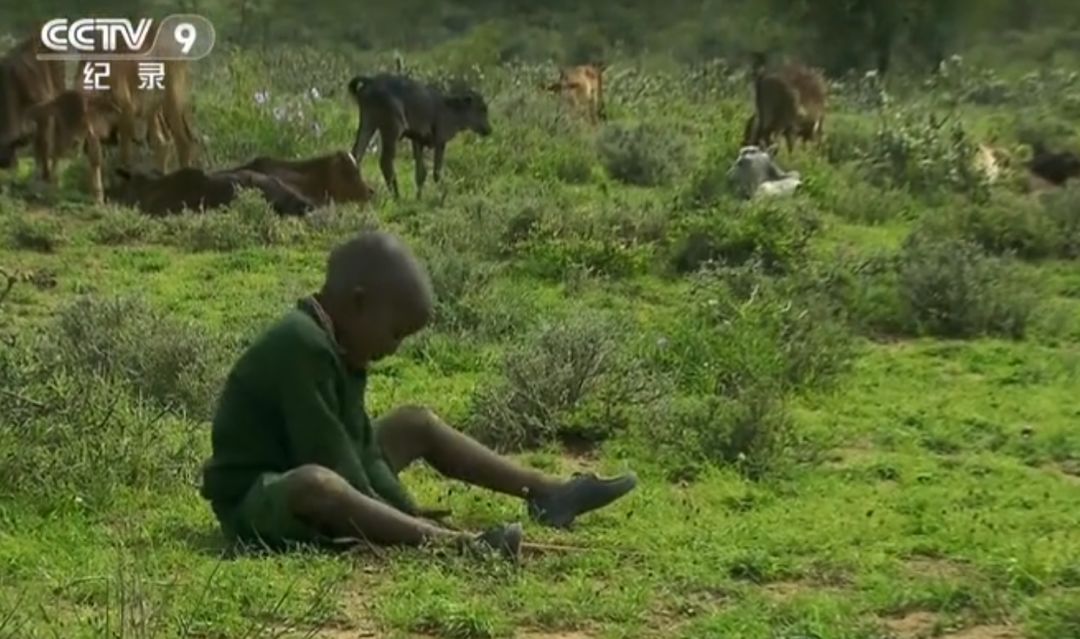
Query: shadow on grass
[[174, 521, 382, 562]]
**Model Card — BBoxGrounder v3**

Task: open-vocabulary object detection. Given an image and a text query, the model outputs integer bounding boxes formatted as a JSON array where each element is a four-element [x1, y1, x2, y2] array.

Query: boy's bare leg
[[282, 464, 461, 545], [375, 406, 563, 500], [374, 406, 639, 529]]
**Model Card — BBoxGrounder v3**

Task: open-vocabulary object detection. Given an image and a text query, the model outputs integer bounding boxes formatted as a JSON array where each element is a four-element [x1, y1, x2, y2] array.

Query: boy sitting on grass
[[199, 231, 638, 561]]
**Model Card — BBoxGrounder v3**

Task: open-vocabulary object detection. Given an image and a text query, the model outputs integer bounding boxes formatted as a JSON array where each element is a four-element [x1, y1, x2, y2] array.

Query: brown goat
[[743, 53, 827, 153]]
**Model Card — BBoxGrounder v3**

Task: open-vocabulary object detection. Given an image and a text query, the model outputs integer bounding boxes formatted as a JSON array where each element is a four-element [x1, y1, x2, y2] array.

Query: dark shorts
[[213, 468, 327, 549], [211, 416, 406, 549]]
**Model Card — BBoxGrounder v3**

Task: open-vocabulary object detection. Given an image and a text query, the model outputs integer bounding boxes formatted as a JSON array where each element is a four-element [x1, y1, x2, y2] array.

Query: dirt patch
[[943, 625, 1023, 639], [902, 557, 974, 581], [517, 632, 597, 639], [272, 626, 376, 638], [646, 587, 731, 633], [882, 611, 941, 638], [1055, 460, 1080, 483], [760, 579, 846, 601], [822, 444, 882, 469], [880, 613, 1023, 639]]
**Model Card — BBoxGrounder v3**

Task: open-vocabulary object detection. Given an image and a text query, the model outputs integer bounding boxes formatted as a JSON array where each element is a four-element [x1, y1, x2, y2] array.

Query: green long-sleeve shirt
[[199, 300, 416, 515]]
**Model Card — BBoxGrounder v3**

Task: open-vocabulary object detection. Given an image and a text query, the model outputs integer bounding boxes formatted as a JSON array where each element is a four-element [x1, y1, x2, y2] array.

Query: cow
[[346, 73, 492, 199], [1028, 141, 1080, 187], [727, 145, 802, 200], [545, 63, 606, 123], [743, 51, 828, 153], [0, 33, 66, 181], [22, 89, 124, 203], [231, 151, 374, 206], [74, 56, 199, 176], [104, 166, 316, 217]]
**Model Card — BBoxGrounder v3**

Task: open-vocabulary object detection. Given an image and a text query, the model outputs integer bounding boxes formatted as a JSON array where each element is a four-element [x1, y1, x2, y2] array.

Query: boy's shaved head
[[318, 231, 434, 367], [323, 231, 434, 315]]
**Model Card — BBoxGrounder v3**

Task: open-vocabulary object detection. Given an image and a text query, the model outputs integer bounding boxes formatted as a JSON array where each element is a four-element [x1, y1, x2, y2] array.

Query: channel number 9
[[174, 23, 197, 55], [155, 15, 215, 59]]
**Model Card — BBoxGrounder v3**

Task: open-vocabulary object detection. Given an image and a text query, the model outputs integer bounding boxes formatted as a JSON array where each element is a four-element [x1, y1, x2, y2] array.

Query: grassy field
[[2, 40, 1080, 639]]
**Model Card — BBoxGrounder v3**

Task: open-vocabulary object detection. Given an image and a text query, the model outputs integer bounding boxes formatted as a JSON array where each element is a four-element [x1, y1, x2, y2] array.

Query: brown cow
[[0, 33, 66, 180], [231, 151, 375, 206], [74, 56, 199, 176], [743, 52, 827, 153], [23, 89, 124, 202], [546, 64, 606, 123], [105, 166, 316, 217]]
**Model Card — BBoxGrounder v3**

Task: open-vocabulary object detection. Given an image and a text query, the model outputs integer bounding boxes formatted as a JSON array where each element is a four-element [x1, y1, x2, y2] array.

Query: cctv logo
[[40, 18, 154, 55]]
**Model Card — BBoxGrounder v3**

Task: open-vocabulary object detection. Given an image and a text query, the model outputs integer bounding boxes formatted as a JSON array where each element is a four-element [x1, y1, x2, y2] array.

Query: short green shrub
[[1039, 181, 1080, 259], [7, 214, 65, 253], [670, 199, 822, 274], [46, 295, 228, 420], [416, 243, 499, 333], [465, 313, 668, 451], [91, 206, 157, 245], [917, 194, 1058, 260], [648, 384, 794, 481], [856, 108, 989, 200], [597, 122, 689, 187], [641, 262, 853, 479], [897, 231, 1038, 339]]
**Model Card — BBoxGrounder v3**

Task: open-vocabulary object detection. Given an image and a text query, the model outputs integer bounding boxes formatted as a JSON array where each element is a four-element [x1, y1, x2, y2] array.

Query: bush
[[916, 195, 1058, 260], [855, 108, 989, 200], [658, 262, 853, 396], [597, 122, 689, 187], [45, 295, 228, 420], [1039, 181, 1080, 259], [670, 199, 822, 274], [511, 198, 666, 280], [91, 206, 156, 245], [642, 263, 853, 478], [6, 214, 65, 253], [465, 313, 668, 451], [649, 385, 794, 481], [157, 191, 302, 252], [416, 243, 499, 333], [897, 231, 1038, 339], [0, 324, 207, 511]]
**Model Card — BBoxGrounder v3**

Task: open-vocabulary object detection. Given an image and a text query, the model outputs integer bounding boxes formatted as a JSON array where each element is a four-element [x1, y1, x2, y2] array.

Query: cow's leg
[[412, 139, 427, 198], [85, 133, 104, 204], [34, 113, 56, 184], [378, 126, 400, 199], [163, 101, 195, 168], [433, 143, 446, 184], [783, 126, 795, 154], [148, 111, 171, 173], [117, 106, 138, 171]]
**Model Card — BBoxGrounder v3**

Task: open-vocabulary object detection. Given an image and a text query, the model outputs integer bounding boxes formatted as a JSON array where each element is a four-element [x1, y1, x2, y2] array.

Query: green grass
[[2, 35, 1080, 639]]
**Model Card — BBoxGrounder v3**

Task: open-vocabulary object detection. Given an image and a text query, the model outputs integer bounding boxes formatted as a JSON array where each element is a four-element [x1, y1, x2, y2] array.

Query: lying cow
[[727, 145, 802, 199], [0, 33, 66, 181], [230, 151, 374, 206], [347, 72, 492, 199], [1029, 141, 1080, 187], [105, 166, 315, 217]]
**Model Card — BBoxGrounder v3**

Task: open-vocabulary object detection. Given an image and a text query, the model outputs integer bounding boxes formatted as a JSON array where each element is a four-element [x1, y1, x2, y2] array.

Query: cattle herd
[[2, 26, 1080, 216]]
